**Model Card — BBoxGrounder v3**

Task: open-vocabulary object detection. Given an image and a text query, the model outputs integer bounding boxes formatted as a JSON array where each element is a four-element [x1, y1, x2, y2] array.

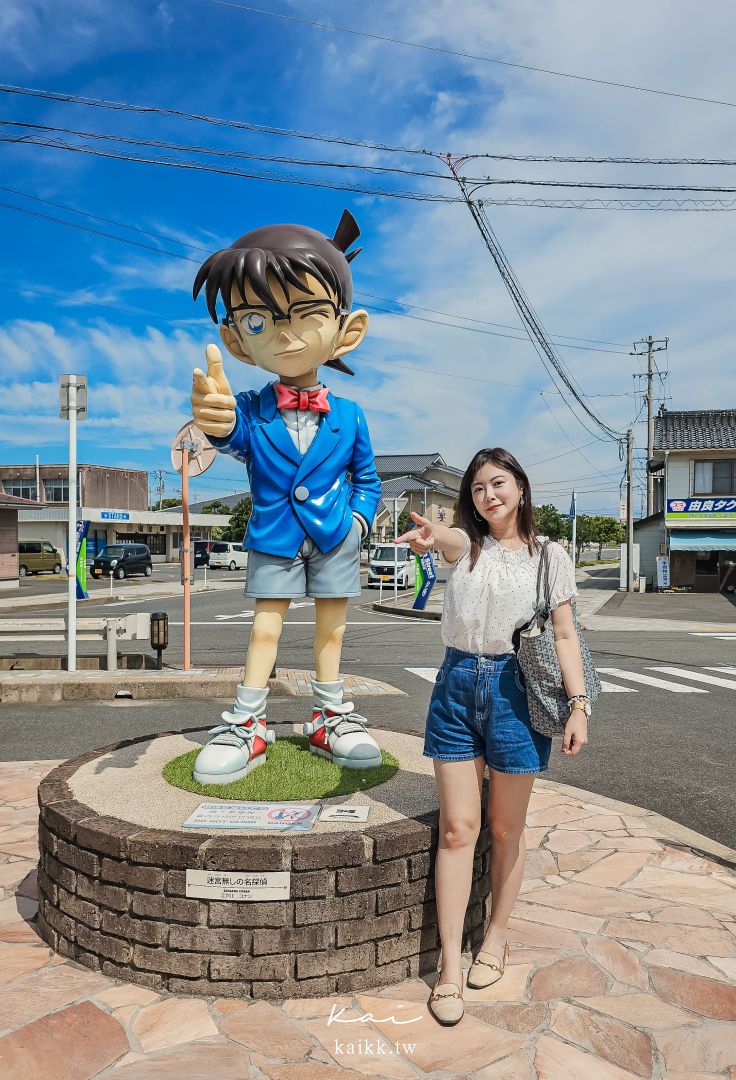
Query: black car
[[193, 540, 212, 568], [92, 543, 153, 580]]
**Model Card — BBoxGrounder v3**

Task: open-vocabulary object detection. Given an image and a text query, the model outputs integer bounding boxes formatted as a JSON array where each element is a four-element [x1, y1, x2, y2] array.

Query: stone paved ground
[[1, 761, 736, 1079]]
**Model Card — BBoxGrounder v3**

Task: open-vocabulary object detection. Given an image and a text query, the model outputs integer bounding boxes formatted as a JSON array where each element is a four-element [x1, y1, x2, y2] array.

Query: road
[[1, 577, 734, 849]]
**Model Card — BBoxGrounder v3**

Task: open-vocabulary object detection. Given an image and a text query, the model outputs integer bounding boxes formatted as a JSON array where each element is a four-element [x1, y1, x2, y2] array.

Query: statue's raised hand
[[191, 344, 236, 438]]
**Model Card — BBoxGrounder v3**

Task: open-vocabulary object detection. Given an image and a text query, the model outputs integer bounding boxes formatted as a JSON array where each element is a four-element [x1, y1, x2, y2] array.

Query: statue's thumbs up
[[191, 344, 236, 437]]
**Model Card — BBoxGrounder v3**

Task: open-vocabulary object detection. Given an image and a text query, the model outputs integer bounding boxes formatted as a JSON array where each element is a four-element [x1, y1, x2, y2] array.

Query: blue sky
[[2, 0, 735, 516]]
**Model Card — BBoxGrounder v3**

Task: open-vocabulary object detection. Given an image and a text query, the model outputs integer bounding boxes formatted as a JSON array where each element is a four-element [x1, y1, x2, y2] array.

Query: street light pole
[[627, 428, 635, 593], [67, 376, 78, 672]]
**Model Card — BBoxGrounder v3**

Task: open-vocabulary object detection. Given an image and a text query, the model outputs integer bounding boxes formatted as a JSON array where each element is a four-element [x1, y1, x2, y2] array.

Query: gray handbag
[[516, 541, 601, 737]]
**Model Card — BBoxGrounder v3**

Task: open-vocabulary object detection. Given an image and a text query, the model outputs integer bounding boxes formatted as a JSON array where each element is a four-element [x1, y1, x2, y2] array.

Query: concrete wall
[[0, 509, 19, 588], [81, 469, 148, 512]]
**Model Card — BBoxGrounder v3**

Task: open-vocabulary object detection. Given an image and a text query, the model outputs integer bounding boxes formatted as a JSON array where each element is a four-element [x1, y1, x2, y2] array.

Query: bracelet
[[567, 694, 589, 706]]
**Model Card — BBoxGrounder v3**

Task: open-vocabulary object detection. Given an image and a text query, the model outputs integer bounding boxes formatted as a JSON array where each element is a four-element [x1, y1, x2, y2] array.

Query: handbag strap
[[535, 540, 552, 614]]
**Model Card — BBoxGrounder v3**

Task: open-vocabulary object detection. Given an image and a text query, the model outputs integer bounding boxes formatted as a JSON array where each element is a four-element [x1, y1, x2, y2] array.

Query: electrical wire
[[478, 196, 736, 211], [0, 132, 462, 203], [205, 1, 736, 111]]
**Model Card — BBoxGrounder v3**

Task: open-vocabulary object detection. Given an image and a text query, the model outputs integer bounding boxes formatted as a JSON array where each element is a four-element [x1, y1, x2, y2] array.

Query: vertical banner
[[412, 552, 436, 611], [76, 519, 89, 600], [656, 555, 670, 590]]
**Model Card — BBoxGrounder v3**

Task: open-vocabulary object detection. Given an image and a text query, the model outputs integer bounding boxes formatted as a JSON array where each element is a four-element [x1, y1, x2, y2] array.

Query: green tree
[[591, 515, 625, 558], [533, 503, 566, 541], [566, 514, 597, 561], [149, 496, 182, 510], [221, 497, 253, 542], [397, 508, 413, 538]]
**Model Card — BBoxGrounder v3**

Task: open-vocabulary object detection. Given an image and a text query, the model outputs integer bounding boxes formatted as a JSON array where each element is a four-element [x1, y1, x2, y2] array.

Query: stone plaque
[[183, 802, 320, 831], [186, 869, 290, 901]]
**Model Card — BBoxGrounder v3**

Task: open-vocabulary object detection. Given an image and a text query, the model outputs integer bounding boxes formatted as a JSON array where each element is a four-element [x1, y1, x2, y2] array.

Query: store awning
[[670, 531, 736, 552]]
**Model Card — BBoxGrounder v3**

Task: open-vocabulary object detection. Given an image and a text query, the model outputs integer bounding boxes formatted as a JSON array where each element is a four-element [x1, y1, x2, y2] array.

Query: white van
[[367, 543, 416, 589], [207, 541, 248, 570]]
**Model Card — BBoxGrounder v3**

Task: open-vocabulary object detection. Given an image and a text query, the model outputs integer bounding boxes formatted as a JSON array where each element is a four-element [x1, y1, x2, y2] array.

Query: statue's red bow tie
[[275, 384, 330, 413]]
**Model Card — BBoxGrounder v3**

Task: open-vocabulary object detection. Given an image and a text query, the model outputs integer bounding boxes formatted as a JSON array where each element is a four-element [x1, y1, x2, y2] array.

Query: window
[[44, 479, 70, 503], [694, 460, 736, 495], [4, 480, 37, 500]]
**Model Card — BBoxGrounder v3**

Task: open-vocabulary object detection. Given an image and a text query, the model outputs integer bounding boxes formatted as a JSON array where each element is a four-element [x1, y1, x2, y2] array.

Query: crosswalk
[[406, 665, 736, 696]]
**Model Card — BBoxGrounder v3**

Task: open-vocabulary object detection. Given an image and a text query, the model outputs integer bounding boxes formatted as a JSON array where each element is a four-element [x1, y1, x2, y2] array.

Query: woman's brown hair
[[456, 448, 539, 569]]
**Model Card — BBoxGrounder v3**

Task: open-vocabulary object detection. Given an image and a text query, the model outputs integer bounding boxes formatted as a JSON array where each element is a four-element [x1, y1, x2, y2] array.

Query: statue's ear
[[219, 322, 255, 366], [332, 309, 368, 360]]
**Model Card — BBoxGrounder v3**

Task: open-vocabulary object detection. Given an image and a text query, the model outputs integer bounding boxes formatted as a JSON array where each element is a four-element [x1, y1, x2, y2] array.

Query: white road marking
[[406, 667, 439, 683], [598, 680, 637, 693], [596, 667, 708, 693], [649, 666, 736, 690], [214, 611, 254, 621], [688, 632, 736, 637], [705, 666, 736, 676], [406, 667, 638, 693]]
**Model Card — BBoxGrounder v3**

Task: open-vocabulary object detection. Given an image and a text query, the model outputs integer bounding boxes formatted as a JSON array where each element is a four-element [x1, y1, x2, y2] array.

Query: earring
[[473, 508, 483, 522], [519, 495, 525, 509]]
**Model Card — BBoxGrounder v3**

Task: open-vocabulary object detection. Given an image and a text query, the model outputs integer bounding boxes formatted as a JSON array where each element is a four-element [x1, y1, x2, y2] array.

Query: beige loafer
[[428, 982, 464, 1025], [466, 940, 510, 990]]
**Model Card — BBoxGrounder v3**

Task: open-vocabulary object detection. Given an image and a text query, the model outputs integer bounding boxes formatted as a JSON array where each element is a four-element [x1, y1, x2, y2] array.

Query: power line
[[0, 132, 462, 203], [478, 196, 736, 211], [206, 1, 736, 111], [0, 191, 631, 357], [6, 83, 736, 167], [447, 157, 623, 442]]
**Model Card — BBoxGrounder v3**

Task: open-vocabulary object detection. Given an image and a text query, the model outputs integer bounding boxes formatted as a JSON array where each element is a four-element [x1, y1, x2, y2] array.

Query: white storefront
[[17, 506, 230, 563]]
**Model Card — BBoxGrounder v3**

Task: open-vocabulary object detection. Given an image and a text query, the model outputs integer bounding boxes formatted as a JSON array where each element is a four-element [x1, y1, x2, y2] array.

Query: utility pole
[[632, 336, 668, 516], [153, 468, 166, 510], [626, 428, 634, 593]]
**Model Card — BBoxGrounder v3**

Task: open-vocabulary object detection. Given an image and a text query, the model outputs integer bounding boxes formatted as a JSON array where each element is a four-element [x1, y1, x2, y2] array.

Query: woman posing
[[396, 447, 590, 1025]]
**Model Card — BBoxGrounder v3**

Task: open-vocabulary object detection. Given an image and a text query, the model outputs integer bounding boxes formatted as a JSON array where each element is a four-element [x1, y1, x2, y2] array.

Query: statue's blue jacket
[[207, 381, 381, 558]]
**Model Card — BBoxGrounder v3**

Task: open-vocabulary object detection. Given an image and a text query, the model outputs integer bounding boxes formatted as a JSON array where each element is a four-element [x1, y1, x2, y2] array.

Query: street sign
[[59, 375, 88, 419]]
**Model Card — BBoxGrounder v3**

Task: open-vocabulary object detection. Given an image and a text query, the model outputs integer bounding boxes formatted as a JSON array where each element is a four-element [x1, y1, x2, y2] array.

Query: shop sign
[[666, 498, 736, 520], [100, 510, 131, 521]]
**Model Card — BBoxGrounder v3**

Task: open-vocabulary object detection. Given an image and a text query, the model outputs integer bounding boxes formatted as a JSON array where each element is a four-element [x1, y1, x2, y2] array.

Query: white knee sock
[[311, 678, 344, 711]]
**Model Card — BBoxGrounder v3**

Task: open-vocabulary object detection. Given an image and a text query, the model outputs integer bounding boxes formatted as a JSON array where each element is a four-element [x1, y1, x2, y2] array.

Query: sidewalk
[[1, 757, 735, 1078]]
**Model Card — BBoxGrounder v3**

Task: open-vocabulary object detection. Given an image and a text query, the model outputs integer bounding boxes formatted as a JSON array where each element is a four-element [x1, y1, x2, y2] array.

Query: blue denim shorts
[[423, 647, 552, 775]]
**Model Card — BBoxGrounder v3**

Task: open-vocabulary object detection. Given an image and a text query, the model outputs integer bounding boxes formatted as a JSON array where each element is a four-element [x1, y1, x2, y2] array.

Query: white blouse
[[441, 530, 578, 656]]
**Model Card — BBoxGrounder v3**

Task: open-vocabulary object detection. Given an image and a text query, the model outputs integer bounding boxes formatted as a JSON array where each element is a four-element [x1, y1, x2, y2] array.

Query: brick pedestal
[[36, 736, 492, 998]]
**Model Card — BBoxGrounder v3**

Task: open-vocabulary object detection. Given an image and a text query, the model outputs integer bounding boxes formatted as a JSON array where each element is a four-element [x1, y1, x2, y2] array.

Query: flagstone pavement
[[1, 760, 735, 1079]]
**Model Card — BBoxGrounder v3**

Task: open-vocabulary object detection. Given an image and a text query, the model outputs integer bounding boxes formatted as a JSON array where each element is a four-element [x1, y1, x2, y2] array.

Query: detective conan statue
[[190, 211, 382, 785]]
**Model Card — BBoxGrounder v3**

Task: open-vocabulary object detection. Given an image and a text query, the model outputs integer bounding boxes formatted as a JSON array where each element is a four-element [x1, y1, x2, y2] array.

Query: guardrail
[[0, 613, 150, 671]]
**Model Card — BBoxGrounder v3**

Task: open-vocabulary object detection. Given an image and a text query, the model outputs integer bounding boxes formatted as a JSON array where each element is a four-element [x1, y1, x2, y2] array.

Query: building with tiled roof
[[637, 407, 736, 592], [653, 407, 736, 451]]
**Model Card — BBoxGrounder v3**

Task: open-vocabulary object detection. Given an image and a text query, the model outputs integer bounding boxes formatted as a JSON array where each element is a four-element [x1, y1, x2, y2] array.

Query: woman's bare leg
[[480, 770, 537, 961], [433, 756, 486, 987]]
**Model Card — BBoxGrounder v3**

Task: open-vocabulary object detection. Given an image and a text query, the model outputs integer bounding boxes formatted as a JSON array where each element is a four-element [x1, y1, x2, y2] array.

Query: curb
[[371, 600, 441, 620], [536, 776, 736, 871], [0, 669, 402, 704]]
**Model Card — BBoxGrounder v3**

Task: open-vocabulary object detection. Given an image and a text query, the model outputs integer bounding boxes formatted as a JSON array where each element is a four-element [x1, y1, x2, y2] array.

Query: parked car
[[367, 542, 416, 589], [207, 541, 248, 570], [18, 540, 63, 577], [193, 540, 213, 568], [91, 543, 153, 580]]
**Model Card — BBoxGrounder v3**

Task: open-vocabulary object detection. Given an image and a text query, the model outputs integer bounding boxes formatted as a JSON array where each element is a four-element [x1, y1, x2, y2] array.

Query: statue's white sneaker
[[194, 679, 275, 785], [303, 701, 382, 770], [193, 716, 275, 785]]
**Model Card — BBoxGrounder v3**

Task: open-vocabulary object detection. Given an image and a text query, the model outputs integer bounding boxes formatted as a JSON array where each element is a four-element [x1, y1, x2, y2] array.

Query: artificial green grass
[[163, 735, 399, 801]]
